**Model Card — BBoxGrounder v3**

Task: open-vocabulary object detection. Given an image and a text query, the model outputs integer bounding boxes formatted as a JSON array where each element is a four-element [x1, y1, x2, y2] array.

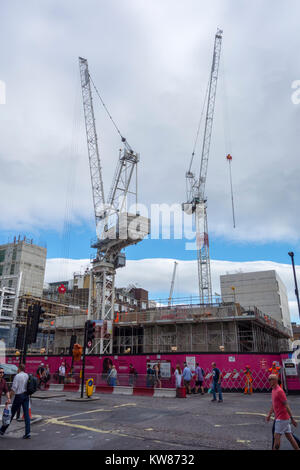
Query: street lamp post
[[288, 252, 300, 320]]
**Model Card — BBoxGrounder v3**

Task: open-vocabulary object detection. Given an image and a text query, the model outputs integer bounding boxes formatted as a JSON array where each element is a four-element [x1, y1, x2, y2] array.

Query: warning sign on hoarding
[[147, 361, 171, 378], [186, 356, 196, 371]]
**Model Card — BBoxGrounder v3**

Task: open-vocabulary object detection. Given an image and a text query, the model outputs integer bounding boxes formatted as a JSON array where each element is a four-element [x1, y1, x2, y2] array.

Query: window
[[0, 265, 3, 276], [0, 250, 5, 263], [12, 248, 17, 261], [10, 264, 15, 275]]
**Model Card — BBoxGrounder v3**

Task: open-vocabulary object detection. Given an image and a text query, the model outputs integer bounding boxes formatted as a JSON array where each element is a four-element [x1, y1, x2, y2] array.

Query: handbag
[[2, 404, 11, 426]]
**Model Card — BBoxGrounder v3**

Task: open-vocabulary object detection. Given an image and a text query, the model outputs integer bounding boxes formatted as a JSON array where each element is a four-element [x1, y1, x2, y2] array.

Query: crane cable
[[88, 72, 132, 152], [188, 78, 210, 174], [221, 54, 236, 228]]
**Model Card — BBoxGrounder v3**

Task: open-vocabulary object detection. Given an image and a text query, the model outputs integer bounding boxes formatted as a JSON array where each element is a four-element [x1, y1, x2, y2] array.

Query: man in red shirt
[[266, 374, 299, 450]]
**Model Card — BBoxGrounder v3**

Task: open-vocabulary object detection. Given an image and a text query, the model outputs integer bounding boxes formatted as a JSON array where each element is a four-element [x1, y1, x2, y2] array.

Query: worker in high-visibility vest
[[243, 365, 253, 394], [268, 361, 282, 388]]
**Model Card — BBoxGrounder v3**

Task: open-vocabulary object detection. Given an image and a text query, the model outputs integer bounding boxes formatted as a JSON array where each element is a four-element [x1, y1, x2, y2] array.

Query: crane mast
[[79, 57, 105, 227], [183, 29, 223, 304], [79, 57, 150, 354]]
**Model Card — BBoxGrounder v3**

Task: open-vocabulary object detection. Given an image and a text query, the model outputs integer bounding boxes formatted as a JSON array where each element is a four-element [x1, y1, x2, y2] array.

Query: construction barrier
[[32, 368, 297, 394]]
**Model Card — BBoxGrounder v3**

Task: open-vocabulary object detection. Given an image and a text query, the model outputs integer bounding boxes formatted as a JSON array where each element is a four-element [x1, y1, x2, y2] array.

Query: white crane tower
[[182, 29, 223, 305], [79, 57, 150, 355], [168, 261, 178, 306]]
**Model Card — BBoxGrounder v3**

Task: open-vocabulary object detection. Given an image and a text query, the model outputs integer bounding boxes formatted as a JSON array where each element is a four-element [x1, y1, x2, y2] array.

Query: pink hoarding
[[4, 352, 300, 392]]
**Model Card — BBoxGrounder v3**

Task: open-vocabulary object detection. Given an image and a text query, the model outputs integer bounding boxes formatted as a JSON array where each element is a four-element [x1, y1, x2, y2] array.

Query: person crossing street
[[266, 374, 299, 450], [0, 364, 31, 439]]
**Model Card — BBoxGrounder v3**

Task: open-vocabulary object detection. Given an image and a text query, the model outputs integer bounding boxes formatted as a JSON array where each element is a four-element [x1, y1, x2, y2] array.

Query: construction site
[[0, 30, 299, 385]]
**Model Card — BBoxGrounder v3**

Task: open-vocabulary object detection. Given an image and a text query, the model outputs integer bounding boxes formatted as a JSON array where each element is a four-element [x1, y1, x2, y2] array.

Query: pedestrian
[[195, 363, 205, 395], [266, 374, 299, 450], [174, 364, 182, 388], [0, 368, 10, 405], [129, 364, 137, 386], [42, 365, 51, 389], [156, 364, 162, 388], [146, 364, 154, 387], [58, 362, 66, 384], [36, 363, 45, 390], [106, 363, 112, 384], [153, 365, 159, 387], [182, 362, 192, 394], [211, 362, 223, 402], [108, 365, 117, 386], [0, 364, 31, 439], [243, 365, 253, 395]]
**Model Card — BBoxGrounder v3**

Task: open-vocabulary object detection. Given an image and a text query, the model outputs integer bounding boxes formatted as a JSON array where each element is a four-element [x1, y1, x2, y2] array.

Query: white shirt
[[59, 366, 65, 376], [12, 371, 28, 394], [175, 370, 182, 387]]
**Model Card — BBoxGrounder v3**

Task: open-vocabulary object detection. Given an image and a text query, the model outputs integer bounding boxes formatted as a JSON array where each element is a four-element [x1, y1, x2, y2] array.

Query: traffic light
[[16, 326, 25, 350], [69, 335, 77, 356], [85, 320, 95, 348], [27, 304, 45, 344]]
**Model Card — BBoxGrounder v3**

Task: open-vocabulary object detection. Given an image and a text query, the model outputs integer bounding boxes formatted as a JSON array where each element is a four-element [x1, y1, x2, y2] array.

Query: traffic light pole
[[20, 307, 32, 366], [80, 322, 88, 399], [288, 252, 300, 320]]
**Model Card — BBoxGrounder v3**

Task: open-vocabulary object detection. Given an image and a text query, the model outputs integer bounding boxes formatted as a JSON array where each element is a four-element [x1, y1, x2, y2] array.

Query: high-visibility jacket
[[268, 366, 281, 376], [244, 369, 253, 394]]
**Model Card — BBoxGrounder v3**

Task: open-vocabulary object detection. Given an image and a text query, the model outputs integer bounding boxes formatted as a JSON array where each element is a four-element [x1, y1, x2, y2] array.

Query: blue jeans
[[212, 382, 223, 401], [1, 393, 31, 436]]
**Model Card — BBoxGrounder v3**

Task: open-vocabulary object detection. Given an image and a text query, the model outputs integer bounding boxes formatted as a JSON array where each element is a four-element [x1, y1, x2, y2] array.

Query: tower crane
[[79, 57, 150, 355], [182, 29, 223, 304], [168, 261, 178, 306]]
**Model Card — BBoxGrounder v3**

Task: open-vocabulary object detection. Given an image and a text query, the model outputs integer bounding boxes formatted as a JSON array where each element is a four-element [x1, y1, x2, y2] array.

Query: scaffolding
[[113, 302, 290, 354]]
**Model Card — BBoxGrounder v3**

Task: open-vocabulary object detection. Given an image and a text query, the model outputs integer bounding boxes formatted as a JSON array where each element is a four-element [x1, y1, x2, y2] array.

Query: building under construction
[[11, 291, 291, 356], [112, 302, 291, 355]]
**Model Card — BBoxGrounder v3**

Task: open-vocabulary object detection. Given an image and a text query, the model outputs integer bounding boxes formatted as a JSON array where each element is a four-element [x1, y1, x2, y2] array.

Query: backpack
[[26, 374, 38, 395]]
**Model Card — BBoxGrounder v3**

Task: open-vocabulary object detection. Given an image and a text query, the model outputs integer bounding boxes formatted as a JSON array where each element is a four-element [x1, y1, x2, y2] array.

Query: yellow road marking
[[51, 403, 136, 421], [44, 416, 145, 440]]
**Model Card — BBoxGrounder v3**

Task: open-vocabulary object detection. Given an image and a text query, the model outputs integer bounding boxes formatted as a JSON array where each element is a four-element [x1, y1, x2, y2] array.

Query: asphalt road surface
[[0, 391, 300, 451]]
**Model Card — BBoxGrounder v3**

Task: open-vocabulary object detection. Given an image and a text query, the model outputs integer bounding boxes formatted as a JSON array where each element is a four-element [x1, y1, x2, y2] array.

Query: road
[[0, 391, 299, 451]]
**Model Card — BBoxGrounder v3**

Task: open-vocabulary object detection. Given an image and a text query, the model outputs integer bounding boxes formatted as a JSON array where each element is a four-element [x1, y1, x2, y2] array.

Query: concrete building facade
[[0, 237, 47, 348], [0, 236, 47, 298], [220, 270, 292, 333]]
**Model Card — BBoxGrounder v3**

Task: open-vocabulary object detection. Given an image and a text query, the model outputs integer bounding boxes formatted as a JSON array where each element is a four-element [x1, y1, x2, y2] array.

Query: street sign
[[58, 284, 66, 294]]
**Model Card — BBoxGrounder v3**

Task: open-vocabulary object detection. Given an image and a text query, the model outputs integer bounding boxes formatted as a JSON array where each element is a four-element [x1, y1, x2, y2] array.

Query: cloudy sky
[[1, 0, 300, 321]]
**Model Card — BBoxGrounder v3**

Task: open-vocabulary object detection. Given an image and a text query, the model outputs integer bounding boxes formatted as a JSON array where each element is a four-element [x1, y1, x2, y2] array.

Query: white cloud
[[1, 0, 300, 245], [45, 256, 300, 323]]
